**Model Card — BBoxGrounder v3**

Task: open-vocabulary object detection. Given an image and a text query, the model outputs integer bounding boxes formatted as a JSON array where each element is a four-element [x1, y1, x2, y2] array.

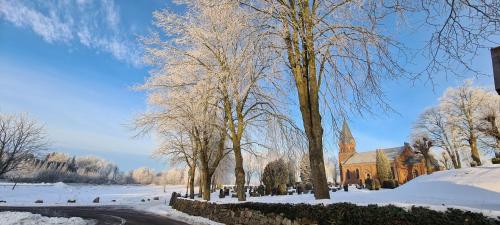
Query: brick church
[[338, 121, 427, 186]]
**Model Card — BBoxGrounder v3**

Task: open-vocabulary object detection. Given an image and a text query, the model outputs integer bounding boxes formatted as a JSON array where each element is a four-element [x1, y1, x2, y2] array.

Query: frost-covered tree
[[0, 113, 48, 177], [325, 156, 338, 185], [142, 0, 285, 201], [152, 128, 198, 198], [415, 81, 499, 168], [440, 81, 499, 166], [132, 167, 155, 185], [243, 153, 259, 186], [46, 152, 70, 163], [376, 150, 392, 182], [415, 107, 463, 169], [299, 154, 311, 184]]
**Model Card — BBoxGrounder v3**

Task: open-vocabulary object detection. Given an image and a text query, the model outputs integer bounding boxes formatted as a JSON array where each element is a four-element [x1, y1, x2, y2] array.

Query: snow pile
[[140, 204, 223, 225], [0, 211, 95, 225], [208, 165, 500, 217]]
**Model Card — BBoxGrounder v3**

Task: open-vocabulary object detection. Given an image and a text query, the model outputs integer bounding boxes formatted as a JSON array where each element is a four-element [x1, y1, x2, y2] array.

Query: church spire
[[340, 120, 354, 143]]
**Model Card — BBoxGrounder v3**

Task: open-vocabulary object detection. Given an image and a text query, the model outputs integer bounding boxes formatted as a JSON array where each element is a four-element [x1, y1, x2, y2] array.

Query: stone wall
[[172, 197, 316, 225], [170, 195, 500, 225]]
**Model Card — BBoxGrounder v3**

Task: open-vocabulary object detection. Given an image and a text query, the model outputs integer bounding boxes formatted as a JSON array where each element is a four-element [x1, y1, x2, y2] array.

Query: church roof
[[343, 146, 404, 164], [340, 120, 355, 143]]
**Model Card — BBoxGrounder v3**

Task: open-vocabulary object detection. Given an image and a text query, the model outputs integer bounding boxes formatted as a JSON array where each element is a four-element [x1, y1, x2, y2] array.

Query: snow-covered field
[[207, 165, 500, 217], [0, 211, 95, 225], [0, 182, 179, 206]]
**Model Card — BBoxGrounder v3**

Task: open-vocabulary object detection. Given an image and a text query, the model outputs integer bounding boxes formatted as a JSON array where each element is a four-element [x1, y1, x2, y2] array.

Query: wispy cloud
[[0, 0, 141, 66]]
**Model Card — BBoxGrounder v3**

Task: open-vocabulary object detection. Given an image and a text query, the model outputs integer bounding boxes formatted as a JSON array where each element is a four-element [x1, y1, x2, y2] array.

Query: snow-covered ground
[[207, 165, 500, 217], [0, 182, 179, 206], [1, 165, 499, 222], [0, 183, 221, 225], [0, 211, 95, 225]]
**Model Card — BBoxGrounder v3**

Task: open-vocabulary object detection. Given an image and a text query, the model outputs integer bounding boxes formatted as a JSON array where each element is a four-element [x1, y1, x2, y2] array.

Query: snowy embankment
[[0, 211, 95, 225], [208, 165, 500, 217], [0, 183, 221, 225]]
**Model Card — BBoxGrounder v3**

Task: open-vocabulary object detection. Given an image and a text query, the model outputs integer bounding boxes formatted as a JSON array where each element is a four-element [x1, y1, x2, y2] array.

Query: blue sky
[[0, 0, 496, 172]]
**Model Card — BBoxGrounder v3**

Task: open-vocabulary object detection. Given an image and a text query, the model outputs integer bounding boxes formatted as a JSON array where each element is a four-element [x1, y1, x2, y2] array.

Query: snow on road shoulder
[[135, 203, 223, 225], [0, 211, 96, 225]]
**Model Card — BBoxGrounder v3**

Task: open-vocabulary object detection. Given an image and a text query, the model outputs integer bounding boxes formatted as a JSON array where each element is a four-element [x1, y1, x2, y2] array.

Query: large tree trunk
[[188, 165, 196, 199], [280, 0, 330, 200], [469, 134, 481, 166], [449, 150, 460, 169], [422, 153, 433, 174], [296, 81, 329, 199], [199, 165, 211, 201], [233, 143, 246, 201], [198, 175, 202, 197]]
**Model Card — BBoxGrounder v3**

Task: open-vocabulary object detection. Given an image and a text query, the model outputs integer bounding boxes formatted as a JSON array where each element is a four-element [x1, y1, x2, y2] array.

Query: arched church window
[[355, 169, 360, 179], [346, 170, 351, 179]]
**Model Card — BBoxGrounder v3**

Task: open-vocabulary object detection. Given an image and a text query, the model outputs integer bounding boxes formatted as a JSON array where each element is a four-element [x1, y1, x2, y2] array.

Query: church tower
[[339, 120, 356, 163]]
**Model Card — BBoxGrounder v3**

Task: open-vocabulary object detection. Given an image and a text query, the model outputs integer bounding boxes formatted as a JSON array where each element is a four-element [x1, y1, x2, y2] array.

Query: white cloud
[[0, 0, 141, 66], [0, 0, 73, 43]]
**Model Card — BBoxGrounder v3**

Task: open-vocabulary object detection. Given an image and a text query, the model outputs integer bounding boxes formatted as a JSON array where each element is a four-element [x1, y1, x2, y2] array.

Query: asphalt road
[[0, 206, 191, 225]]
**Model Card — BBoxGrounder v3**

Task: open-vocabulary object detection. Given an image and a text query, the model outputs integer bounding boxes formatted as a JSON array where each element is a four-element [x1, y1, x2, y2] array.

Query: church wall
[[340, 160, 427, 186]]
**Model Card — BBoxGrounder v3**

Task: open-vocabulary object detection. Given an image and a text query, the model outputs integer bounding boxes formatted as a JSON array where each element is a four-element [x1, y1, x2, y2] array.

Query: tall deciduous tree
[[415, 81, 499, 167], [147, 0, 283, 201], [415, 107, 463, 169], [242, 0, 411, 199], [440, 81, 498, 166]]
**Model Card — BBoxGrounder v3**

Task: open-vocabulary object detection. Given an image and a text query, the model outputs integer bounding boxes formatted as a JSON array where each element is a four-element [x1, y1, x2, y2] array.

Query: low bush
[[382, 180, 398, 189], [365, 178, 373, 190], [492, 158, 500, 164], [372, 179, 381, 190]]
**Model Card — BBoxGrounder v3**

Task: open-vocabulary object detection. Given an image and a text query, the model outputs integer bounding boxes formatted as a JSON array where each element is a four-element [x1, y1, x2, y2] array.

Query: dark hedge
[[172, 197, 500, 225]]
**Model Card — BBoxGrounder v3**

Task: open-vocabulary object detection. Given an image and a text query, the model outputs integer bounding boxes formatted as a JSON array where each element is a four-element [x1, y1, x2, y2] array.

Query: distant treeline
[[5, 152, 188, 185]]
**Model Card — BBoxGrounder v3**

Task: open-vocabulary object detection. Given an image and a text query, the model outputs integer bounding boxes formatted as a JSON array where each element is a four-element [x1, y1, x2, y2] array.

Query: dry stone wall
[[170, 195, 500, 225]]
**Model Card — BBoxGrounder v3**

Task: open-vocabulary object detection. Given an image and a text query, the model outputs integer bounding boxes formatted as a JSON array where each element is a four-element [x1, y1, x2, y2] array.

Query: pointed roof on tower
[[340, 120, 355, 143]]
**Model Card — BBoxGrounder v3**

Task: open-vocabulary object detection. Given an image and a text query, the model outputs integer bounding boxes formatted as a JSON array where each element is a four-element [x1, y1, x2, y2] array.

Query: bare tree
[[241, 0, 411, 199], [415, 81, 499, 167], [414, 107, 463, 169], [440, 151, 453, 170], [0, 113, 48, 177], [147, 0, 286, 201], [243, 152, 259, 186], [441, 81, 495, 166], [419, 0, 500, 77], [477, 96, 500, 154], [153, 128, 198, 198]]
